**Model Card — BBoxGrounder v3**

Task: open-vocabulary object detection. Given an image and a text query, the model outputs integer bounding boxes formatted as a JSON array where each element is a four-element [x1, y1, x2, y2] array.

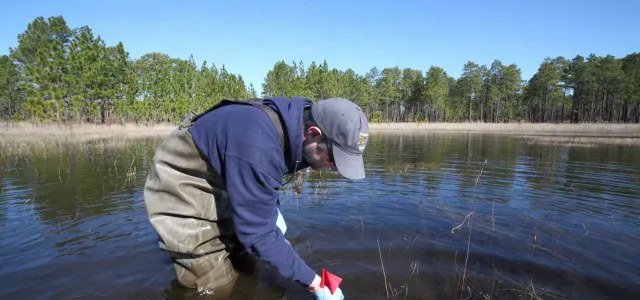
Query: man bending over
[[143, 96, 369, 299]]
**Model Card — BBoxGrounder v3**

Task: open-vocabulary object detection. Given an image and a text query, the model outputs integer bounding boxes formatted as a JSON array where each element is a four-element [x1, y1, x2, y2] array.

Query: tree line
[[1, 16, 638, 124]]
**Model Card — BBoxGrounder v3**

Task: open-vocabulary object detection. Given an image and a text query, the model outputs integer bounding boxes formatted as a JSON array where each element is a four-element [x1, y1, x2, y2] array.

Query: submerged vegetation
[[1, 15, 639, 126]]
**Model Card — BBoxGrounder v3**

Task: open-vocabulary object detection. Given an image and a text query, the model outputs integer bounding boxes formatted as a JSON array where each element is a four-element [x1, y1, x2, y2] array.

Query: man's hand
[[308, 274, 345, 299], [308, 274, 323, 293], [314, 287, 344, 299]]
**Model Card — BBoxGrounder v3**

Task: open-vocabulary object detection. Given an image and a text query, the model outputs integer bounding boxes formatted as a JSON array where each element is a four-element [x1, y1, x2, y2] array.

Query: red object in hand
[[320, 268, 343, 295]]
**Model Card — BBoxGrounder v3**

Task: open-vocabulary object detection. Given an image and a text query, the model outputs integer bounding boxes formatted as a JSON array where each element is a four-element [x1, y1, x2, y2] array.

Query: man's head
[[301, 98, 369, 179]]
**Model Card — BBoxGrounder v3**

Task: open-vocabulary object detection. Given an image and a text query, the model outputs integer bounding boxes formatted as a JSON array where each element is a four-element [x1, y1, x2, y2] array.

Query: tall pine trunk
[[543, 90, 548, 122], [591, 90, 596, 122], [561, 87, 566, 123], [468, 96, 472, 122]]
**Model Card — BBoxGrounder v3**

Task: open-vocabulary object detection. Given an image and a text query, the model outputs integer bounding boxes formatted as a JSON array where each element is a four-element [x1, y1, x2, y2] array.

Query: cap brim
[[331, 143, 365, 179]]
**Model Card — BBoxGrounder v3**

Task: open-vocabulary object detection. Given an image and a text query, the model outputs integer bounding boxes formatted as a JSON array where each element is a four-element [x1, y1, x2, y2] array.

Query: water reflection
[[0, 133, 638, 300]]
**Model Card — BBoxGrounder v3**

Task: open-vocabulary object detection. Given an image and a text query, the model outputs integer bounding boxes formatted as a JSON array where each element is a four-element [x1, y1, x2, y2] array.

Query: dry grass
[[4, 121, 639, 144], [0, 121, 173, 154], [369, 122, 640, 137], [523, 135, 640, 146], [0, 121, 174, 141], [5, 121, 640, 139]]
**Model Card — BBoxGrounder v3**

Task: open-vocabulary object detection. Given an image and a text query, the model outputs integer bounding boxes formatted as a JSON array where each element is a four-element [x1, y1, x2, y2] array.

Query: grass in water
[[367, 158, 571, 300]]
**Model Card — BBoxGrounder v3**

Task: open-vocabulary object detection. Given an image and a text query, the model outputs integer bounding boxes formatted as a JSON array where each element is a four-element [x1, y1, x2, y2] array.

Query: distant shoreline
[[368, 122, 640, 137], [1, 121, 639, 141]]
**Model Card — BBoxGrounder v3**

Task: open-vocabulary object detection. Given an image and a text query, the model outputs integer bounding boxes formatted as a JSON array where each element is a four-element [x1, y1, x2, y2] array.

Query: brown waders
[[143, 99, 287, 297]]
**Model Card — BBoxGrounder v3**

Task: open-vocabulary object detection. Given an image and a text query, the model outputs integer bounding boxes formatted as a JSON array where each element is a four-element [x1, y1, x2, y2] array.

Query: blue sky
[[1, 0, 638, 95]]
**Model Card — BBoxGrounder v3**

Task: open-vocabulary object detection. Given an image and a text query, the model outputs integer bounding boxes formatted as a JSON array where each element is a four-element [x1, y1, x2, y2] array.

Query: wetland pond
[[0, 132, 639, 300]]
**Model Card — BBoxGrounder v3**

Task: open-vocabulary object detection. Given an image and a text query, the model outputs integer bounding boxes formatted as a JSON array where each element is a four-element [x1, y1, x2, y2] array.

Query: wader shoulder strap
[[249, 101, 286, 155], [185, 98, 286, 156]]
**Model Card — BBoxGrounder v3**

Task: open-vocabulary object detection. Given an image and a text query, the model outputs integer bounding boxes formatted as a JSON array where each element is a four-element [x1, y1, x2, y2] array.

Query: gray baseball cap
[[311, 98, 369, 179]]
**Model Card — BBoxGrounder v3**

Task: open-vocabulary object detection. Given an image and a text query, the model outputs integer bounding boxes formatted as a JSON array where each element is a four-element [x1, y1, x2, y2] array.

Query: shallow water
[[0, 132, 639, 300]]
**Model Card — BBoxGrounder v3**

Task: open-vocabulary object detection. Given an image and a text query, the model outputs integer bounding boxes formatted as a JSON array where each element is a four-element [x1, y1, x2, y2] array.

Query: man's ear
[[306, 126, 323, 140]]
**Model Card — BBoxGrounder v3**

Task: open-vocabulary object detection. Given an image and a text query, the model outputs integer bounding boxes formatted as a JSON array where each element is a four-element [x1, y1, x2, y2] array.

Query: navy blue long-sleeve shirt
[[188, 96, 316, 286]]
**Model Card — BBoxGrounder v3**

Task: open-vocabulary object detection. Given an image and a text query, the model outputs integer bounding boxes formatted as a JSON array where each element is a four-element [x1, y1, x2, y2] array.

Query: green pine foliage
[[1, 16, 638, 124]]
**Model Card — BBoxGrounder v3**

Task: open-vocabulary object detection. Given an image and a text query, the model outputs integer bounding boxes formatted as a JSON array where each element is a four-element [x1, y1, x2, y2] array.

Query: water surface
[[0, 132, 638, 300]]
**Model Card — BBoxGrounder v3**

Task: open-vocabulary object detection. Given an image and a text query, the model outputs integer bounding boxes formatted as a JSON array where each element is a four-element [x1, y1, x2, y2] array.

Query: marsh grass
[[374, 236, 567, 300], [0, 137, 157, 170], [0, 122, 170, 167], [333, 158, 576, 300], [1, 121, 174, 139], [5, 121, 640, 139], [522, 135, 640, 146], [1, 133, 158, 248], [386, 162, 442, 174], [369, 122, 640, 137], [372, 207, 575, 300], [0, 122, 169, 171]]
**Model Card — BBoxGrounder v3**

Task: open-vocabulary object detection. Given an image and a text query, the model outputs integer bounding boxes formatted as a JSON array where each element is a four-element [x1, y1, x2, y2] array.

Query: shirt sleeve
[[222, 153, 317, 286]]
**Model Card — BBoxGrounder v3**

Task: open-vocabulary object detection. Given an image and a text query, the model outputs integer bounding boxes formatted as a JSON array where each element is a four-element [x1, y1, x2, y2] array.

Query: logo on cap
[[358, 132, 369, 151]]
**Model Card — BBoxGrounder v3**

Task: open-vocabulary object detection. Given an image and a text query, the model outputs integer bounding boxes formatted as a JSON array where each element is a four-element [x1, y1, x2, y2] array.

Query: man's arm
[[223, 153, 317, 287]]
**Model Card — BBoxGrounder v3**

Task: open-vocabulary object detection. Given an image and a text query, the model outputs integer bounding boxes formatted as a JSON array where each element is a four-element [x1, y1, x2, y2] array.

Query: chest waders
[[143, 98, 288, 294]]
